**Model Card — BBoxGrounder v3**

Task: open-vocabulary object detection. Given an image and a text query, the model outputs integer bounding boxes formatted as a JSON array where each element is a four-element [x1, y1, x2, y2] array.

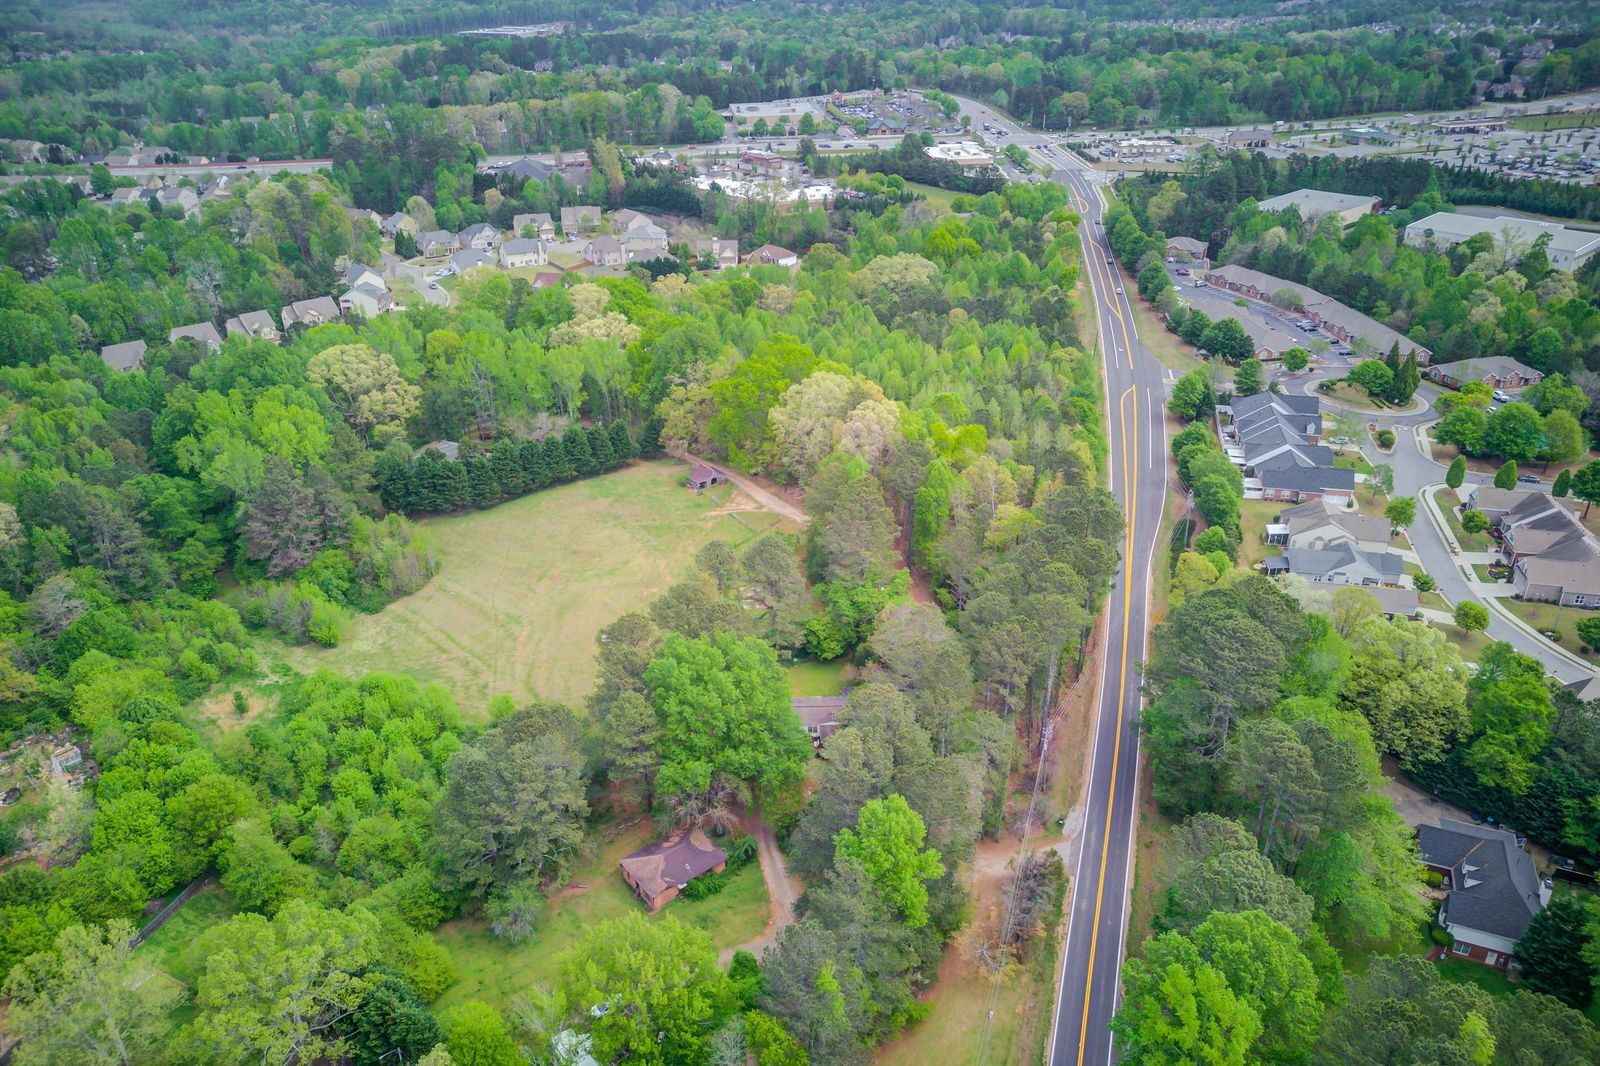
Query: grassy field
[[904, 181, 962, 213], [434, 823, 769, 1012], [136, 880, 243, 1029], [284, 461, 790, 717], [1441, 623, 1496, 661], [785, 659, 850, 696], [1510, 109, 1600, 131]]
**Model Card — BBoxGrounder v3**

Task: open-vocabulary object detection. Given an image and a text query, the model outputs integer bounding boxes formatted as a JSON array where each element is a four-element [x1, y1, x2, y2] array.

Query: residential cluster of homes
[[1465, 486, 1600, 607], [97, 262, 399, 372], [104, 171, 243, 217], [384, 204, 797, 277], [1217, 392, 1419, 613]]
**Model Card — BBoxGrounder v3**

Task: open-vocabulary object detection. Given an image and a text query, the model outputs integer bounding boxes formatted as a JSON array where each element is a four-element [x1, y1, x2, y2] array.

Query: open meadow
[[282, 460, 791, 717]]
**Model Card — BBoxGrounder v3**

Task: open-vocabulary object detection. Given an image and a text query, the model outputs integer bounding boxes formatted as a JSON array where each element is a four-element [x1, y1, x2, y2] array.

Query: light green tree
[[832, 794, 945, 928]]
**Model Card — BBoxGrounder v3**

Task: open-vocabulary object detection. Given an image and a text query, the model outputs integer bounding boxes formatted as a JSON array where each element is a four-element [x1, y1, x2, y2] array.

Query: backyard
[[433, 823, 770, 1012], [1237, 498, 1283, 569], [282, 460, 791, 718]]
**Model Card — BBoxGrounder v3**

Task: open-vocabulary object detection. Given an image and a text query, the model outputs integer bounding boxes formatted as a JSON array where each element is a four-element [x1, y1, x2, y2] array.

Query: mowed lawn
[[434, 824, 770, 1013], [286, 460, 789, 717]]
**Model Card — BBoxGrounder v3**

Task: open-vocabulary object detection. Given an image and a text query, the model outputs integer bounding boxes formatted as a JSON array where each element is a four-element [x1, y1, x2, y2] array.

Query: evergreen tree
[[1494, 460, 1519, 490], [466, 455, 501, 508], [563, 425, 596, 477], [1383, 342, 1403, 401], [1446, 455, 1466, 490], [587, 425, 615, 470], [608, 420, 638, 464], [374, 451, 415, 513], [491, 439, 526, 497], [638, 417, 664, 457], [1516, 894, 1598, 1008], [1553, 468, 1572, 497]]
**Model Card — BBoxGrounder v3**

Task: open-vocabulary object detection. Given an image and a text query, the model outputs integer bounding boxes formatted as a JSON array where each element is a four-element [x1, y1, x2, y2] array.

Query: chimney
[[1539, 878, 1553, 908]]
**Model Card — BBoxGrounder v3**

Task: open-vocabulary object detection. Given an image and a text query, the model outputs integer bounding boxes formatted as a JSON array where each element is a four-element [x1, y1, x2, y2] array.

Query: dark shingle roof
[[1417, 819, 1543, 942], [618, 829, 727, 899], [1258, 464, 1356, 493]]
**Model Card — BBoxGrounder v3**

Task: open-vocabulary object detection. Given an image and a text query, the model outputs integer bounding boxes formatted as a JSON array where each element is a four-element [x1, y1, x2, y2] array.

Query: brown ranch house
[[618, 829, 728, 911], [1425, 357, 1543, 393]]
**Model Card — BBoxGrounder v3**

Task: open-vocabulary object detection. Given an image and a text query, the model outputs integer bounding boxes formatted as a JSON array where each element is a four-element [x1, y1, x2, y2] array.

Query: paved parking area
[[1163, 265, 1348, 364]]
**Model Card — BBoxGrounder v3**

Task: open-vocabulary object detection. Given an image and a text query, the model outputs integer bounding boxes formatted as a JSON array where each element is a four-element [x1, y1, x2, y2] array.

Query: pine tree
[[1553, 468, 1572, 497], [1383, 342, 1403, 402], [608, 420, 638, 463], [466, 455, 501, 508], [564, 425, 596, 477], [638, 418, 663, 456], [587, 425, 615, 470], [374, 451, 416, 513], [491, 439, 526, 497]]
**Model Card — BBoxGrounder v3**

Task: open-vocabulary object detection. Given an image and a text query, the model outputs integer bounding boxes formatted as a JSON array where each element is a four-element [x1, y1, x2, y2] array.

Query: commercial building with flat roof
[[1255, 188, 1380, 228], [1404, 211, 1600, 271]]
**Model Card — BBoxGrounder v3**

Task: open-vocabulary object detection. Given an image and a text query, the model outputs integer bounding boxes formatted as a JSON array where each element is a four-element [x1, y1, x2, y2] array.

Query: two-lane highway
[[1043, 152, 1171, 1064]]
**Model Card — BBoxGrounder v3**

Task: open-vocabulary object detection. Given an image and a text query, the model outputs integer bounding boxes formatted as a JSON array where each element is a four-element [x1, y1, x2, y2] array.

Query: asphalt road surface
[[1036, 144, 1170, 1063]]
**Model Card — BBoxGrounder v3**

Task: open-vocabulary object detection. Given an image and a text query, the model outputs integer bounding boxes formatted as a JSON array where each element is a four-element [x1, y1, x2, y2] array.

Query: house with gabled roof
[[167, 322, 222, 350], [618, 829, 728, 911], [100, 339, 148, 372], [1417, 818, 1549, 968], [512, 212, 556, 240], [224, 310, 280, 343], [280, 296, 341, 329], [560, 205, 602, 239]]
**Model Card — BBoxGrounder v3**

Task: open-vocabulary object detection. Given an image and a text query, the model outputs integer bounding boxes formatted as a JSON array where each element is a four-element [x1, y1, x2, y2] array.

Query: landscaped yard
[[1498, 598, 1599, 656], [283, 460, 791, 718], [1322, 381, 1388, 411], [1440, 622, 1496, 661], [1436, 489, 1494, 551], [434, 823, 770, 1012], [1471, 563, 1506, 584], [1238, 498, 1283, 569], [785, 659, 850, 696]]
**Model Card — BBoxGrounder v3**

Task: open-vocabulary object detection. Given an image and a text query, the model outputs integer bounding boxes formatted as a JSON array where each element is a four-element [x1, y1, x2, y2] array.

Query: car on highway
[[1115, 286, 1123, 294], [1517, 474, 1542, 484]]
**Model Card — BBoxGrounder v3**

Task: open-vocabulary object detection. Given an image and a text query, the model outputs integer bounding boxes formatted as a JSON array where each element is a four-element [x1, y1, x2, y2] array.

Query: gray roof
[[1278, 499, 1390, 543], [1166, 235, 1208, 254], [1255, 188, 1378, 219], [1429, 356, 1542, 384], [225, 310, 279, 339], [167, 322, 222, 347], [1258, 463, 1356, 494], [1417, 819, 1543, 942], [283, 296, 340, 325], [500, 237, 546, 255], [459, 222, 499, 242], [416, 229, 455, 249], [1406, 212, 1600, 263], [501, 157, 555, 183], [343, 262, 383, 286], [560, 205, 602, 229], [1206, 263, 1426, 360], [1283, 541, 1402, 581], [100, 339, 148, 371], [450, 249, 495, 272]]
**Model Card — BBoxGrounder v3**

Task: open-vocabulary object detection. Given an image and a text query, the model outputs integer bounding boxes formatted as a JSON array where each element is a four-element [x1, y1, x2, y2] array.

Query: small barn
[[688, 463, 726, 491], [618, 828, 728, 911]]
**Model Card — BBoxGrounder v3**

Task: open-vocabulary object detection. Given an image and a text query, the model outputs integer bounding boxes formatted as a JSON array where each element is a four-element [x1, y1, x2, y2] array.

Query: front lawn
[[786, 659, 850, 696], [433, 824, 770, 1012], [1498, 598, 1599, 656], [1436, 489, 1494, 552]]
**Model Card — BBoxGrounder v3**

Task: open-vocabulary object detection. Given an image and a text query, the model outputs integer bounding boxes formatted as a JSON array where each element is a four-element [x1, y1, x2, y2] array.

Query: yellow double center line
[[1068, 172, 1142, 1065]]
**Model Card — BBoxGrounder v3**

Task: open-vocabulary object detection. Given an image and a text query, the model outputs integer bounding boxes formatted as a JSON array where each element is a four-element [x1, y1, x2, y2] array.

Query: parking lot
[[1163, 263, 1345, 364]]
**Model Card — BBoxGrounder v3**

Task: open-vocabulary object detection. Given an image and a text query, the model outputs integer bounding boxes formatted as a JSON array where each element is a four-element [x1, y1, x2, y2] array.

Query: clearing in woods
[[284, 459, 791, 717]]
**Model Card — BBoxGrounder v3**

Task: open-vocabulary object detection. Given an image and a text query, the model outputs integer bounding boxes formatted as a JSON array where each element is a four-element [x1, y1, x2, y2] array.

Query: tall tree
[[558, 913, 733, 1065], [2, 920, 178, 1066], [1516, 893, 1598, 1009], [832, 794, 944, 928]]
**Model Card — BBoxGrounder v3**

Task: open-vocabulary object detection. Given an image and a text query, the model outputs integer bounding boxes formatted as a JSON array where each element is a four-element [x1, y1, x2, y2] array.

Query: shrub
[[1430, 925, 1454, 947], [1377, 428, 1396, 448], [681, 869, 731, 900], [1414, 574, 1437, 593]]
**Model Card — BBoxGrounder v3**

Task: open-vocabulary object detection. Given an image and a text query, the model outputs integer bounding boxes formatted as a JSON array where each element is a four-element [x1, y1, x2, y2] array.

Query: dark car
[[1517, 474, 1541, 484]]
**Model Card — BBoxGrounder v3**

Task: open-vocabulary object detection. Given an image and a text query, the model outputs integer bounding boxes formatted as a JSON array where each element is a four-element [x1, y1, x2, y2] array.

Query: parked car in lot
[[1176, 268, 1189, 276]]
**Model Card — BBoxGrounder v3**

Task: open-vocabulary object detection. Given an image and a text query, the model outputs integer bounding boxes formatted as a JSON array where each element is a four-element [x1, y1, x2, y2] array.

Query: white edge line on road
[[1047, 165, 1117, 1066]]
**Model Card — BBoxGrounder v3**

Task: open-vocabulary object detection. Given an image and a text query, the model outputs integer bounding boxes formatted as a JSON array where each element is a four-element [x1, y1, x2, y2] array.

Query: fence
[[129, 874, 211, 948]]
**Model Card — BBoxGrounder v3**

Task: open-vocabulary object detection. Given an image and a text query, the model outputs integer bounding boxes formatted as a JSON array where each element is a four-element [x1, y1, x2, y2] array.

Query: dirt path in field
[[721, 812, 803, 965], [670, 450, 810, 524]]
